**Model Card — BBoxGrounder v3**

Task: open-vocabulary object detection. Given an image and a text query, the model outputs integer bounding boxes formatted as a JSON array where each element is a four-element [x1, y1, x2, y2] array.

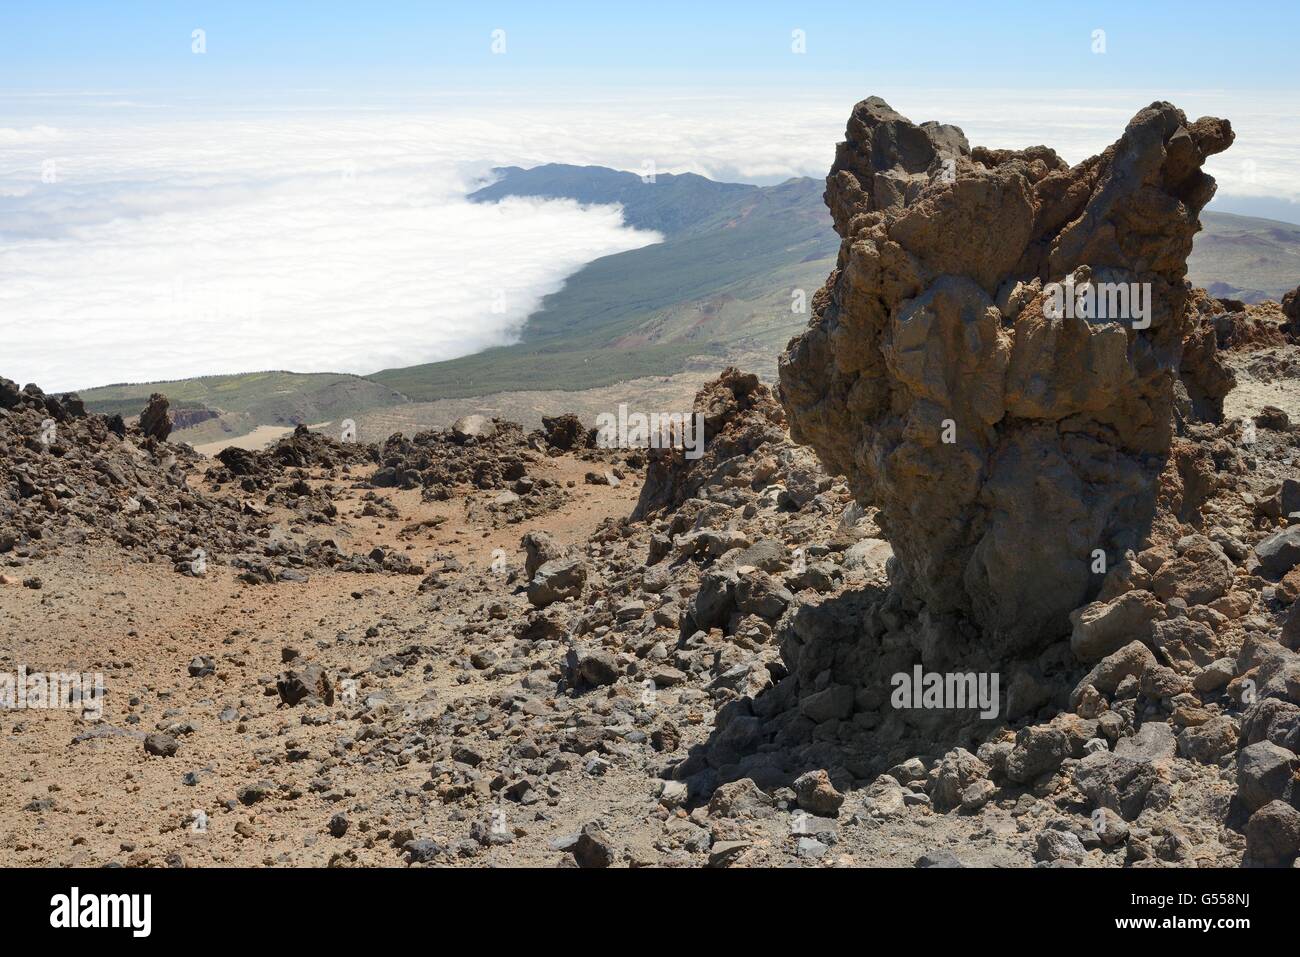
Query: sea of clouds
[[1, 88, 1295, 392]]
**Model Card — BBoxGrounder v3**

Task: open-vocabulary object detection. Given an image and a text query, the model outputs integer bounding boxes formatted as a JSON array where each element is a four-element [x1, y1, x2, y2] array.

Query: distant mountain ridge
[[369, 165, 839, 399], [80, 371, 408, 446], [469, 164, 757, 237], [1188, 211, 1300, 302]]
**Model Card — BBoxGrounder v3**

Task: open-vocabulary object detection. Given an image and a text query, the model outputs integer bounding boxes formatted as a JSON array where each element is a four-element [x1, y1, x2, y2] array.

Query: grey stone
[[1006, 726, 1070, 784], [1090, 807, 1129, 847], [1070, 591, 1161, 663], [1255, 526, 1300, 577], [707, 840, 752, 868], [1114, 722, 1177, 763], [795, 837, 828, 859], [403, 838, 444, 863], [1192, 657, 1235, 692], [916, 849, 965, 868], [792, 769, 845, 817], [1035, 829, 1086, 864], [1245, 800, 1300, 867], [932, 748, 991, 809], [143, 733, 179, 757], [571, 823, 617, 868], [1074, 751, 1166, 821], [708, 779, 774, 819], [1237, 741, 1298, 812], [451, 414, 496, 441], [566, 647, 620, 688], [841, 538, 893, 573], [1177, 715, 1239, 765], [1151, 618, 1221, 673], [1069, 641, 1157, 710], [527, 557, 587, 608]]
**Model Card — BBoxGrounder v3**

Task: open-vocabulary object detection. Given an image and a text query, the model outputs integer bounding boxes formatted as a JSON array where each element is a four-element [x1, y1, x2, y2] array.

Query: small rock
[[960, 779, 997, 812], [1177, 715, 1239, 765], [1070, 591, 1160, 662], [658, 780, 689, 808], [572, 822, 617, 868], [404, 838, 444, 864], [276, 663, 334, 707], [1114, 722, 1177, 763], [1256, 526, 1300, 577], [707, 840, 751, 868], [1237, 741, 1299, 812], [527, 556, 588, 608], [798, 684, 854, 723], [237, 781, 274, 806], [1006, 725, 1070, 784], [1192, 657, 1235, 692], [1245, 801, 1300, 867], [916, 849, 965, 868], [795, 837, 828, 859], [1035, 829, 1086, 864], [451, 414, 496, 441], [792, 769, 845, 817], [143, 733, 179, 758]]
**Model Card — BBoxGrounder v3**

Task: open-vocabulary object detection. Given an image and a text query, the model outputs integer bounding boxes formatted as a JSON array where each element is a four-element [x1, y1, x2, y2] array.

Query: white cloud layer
[[0, 112, 661, 391], [1, 88, 1295, 392]]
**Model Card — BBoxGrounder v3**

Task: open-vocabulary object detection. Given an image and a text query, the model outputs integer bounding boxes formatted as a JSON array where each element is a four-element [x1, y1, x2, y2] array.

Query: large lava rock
[[779, 97, 1233, 654], [137, 393, 173, 442]]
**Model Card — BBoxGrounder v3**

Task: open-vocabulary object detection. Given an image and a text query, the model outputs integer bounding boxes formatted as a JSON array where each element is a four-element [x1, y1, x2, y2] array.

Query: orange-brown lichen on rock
[[779, 97, 1235, 653]]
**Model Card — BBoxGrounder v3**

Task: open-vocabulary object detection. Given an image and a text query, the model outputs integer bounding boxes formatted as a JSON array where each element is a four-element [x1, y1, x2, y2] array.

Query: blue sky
[[2, 0, 1297, 95]]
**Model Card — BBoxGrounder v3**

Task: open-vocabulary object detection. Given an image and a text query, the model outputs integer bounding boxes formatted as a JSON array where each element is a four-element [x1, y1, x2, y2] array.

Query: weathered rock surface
[[780, 96, 1234, 653], [1070, 590, 1161, 662], [527, 556, 588, 608], [1245, 800, 1300, 867], [138, 393, 173, 442], [276, 663, 335, 707]]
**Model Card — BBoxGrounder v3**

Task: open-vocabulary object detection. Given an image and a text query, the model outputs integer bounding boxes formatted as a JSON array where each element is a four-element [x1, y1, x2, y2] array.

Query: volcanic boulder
[[779, 96, 1233, 653], [632, 368, 788, 520], [527, 556, 588, 608], [138, 393, 173, 442], [276, 663, 335, 707], [1282, 285, 1300, 339], [540, 413, 586, 451]]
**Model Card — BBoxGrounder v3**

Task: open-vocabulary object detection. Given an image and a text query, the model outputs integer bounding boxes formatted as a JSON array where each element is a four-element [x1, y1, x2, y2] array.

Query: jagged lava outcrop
[[779, 97, 1235, 654]]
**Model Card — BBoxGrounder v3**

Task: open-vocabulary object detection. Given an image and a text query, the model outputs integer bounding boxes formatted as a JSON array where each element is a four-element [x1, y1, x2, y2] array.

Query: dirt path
[[0, 455, 641, 867]]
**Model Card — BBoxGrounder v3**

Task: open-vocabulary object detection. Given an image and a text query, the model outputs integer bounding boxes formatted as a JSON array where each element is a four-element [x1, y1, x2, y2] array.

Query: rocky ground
[[1, 335, 1298, 869], [5, 97, 1300, 870]]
